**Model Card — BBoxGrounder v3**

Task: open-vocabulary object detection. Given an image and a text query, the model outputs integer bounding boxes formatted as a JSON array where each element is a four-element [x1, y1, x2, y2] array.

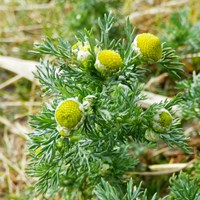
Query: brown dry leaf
[[0, 56, 39, 84]]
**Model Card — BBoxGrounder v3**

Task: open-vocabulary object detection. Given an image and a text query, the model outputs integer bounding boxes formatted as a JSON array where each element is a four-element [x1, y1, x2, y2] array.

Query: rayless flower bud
[[152, 108, 173, 133], [72, 42, 99, 68], [95, 50, 123, 75], [145, 129, 160, 142], [55, 98, 83, 136], [77, 45, 92, 68], [133, 33, 162, 62]]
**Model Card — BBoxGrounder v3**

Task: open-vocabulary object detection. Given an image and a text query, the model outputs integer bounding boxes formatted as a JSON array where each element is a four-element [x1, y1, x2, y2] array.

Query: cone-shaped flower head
[[133, 33, 162, 62], [55, 99, 83, 130], [95, 50, 123, 75], [152, 108, 173, 133]]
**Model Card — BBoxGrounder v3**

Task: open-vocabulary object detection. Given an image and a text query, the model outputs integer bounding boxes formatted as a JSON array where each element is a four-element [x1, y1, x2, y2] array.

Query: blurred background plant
[[0, 0, 200, 199]]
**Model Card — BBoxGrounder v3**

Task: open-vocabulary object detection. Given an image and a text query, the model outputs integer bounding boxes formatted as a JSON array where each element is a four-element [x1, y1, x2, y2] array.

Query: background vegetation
[[0, 0, 200, 199]]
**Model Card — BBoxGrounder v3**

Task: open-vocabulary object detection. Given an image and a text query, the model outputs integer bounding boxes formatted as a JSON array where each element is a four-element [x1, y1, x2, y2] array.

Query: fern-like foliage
[[166, 172, 200, 200], [178, 72, 200, 120], [160, 9, 200, 55], [95, 173, 200, 200], [94, 178, 157, 200]]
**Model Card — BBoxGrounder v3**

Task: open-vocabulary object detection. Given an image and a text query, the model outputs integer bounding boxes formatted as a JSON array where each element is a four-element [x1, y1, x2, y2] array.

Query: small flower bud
[[152, 108, 173, 133], [72, 42, 99, 68], [133, 33, 162, 62], [77, 45, 92, 68], [145, 129, 160, 142], [95, 50, 123, 75], [55, 98, 83, 132]]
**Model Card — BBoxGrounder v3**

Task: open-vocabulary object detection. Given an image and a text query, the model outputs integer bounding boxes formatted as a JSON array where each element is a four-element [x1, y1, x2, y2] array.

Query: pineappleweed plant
[[28, 14, 190, 199]]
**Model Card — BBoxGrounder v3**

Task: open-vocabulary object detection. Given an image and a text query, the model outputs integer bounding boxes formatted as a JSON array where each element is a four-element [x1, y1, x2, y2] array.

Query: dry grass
[[0, 0, 200, 199]]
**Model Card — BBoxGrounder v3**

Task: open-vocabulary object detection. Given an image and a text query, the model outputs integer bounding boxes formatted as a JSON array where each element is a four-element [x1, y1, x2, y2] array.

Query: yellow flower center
[[55, 100, 83, 129], [152, 108, 173, 133], [159, 111, 173, 127], [98, 50, 123, 71], [136, 33, 162, 61]]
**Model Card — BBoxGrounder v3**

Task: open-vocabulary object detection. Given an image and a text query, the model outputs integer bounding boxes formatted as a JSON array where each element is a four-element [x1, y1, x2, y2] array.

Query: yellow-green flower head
[[133, 33, 162, 62], [145, 129, 160, 142], [55, 98, 83, 133], [152, 108, 173, 133], [95, 50, 123, 75]]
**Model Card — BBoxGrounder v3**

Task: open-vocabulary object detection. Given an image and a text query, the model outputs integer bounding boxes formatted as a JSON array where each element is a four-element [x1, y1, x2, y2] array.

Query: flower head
[[55, 98, 83, 133], [95, 50, 123, 75], [152, 108, 173, 133], [133, 33, 162, 62]]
